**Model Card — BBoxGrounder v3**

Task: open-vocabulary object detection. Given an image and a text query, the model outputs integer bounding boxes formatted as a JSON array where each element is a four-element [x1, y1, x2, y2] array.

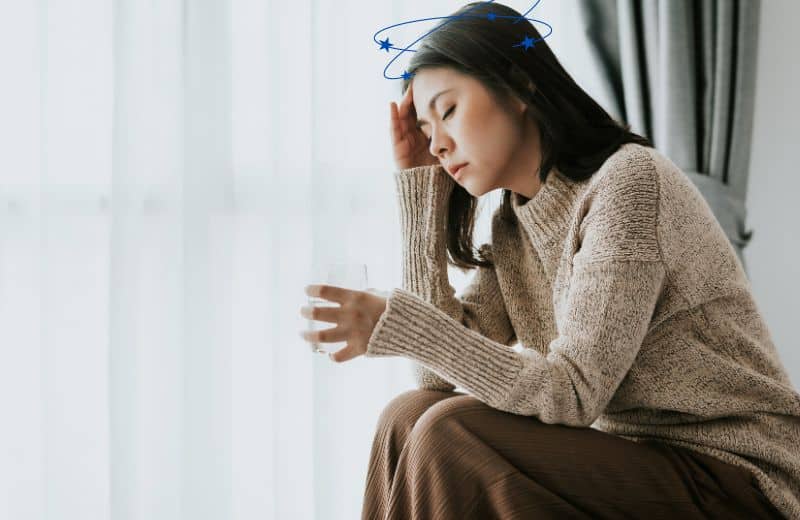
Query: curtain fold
[[574, 0, 761, 272]]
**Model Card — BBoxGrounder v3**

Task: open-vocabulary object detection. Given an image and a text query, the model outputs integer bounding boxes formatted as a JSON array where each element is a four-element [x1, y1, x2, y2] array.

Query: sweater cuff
[[393, 164, 454, 260], [365, 287, 523, 407]]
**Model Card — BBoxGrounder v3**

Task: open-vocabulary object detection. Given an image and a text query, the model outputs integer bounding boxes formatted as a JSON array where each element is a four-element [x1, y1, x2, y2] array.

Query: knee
[[405, 395, 486, 457], [375, 389, 449, 435]]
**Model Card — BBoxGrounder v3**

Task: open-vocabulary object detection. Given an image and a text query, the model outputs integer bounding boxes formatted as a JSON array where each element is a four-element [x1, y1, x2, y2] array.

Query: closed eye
[[424, 106, 456, 142]]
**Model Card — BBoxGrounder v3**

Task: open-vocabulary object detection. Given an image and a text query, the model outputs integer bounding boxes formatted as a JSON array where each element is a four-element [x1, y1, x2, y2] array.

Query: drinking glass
[[306, 262, 369, 354]]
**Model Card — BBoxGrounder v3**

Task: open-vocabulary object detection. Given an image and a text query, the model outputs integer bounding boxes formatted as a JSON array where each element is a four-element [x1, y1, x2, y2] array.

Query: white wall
[[744, 0, 800, 387]]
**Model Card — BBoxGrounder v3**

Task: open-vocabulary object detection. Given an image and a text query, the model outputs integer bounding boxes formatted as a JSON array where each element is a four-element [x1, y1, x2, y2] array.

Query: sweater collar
[[510, 166, 586, 251]]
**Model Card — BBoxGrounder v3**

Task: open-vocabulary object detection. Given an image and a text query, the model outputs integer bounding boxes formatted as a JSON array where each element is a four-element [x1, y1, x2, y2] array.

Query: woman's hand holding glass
[[299, 284, 388, 363]]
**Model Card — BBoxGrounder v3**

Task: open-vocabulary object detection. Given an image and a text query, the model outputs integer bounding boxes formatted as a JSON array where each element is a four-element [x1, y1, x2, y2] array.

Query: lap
[[377, 389, 778, 519]]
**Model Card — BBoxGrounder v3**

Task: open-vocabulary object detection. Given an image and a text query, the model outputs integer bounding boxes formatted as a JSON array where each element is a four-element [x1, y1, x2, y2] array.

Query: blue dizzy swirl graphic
[[373, 0, 553, 81]]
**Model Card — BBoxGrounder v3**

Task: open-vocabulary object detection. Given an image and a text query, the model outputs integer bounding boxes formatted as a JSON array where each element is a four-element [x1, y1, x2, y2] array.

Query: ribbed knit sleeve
[[384, 164, 517, 392], [366, 161, 668, 426], [459, 244, 517, 349]]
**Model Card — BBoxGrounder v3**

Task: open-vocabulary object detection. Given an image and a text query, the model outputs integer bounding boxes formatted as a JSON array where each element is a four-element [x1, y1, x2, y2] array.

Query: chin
[[461, 179, 490, 198], [463, 185, 486, 198]]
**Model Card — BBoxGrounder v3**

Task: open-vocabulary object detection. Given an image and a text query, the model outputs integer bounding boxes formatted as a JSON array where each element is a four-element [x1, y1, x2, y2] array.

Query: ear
[[525, 78, 536, 108], [513, 95, 528, 116]]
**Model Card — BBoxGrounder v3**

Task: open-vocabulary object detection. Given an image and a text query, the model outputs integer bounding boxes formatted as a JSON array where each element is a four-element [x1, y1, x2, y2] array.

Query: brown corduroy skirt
[[361, 389, 785, 520]]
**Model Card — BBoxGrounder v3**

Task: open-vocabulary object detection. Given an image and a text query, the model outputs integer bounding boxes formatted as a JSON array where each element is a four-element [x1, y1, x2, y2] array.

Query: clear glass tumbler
[[306, 262, 369, 355]]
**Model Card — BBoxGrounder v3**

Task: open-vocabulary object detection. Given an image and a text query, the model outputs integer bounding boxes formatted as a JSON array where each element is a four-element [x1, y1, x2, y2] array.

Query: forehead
[[411, 68, 464, 103]]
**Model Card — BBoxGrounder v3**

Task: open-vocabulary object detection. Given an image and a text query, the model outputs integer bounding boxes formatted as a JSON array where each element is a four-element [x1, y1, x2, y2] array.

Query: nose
[[428, 127, 451, 159]]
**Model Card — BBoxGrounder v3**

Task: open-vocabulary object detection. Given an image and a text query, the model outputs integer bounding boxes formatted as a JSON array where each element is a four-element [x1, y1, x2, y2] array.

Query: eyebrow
[[415, 88, 454, 129]]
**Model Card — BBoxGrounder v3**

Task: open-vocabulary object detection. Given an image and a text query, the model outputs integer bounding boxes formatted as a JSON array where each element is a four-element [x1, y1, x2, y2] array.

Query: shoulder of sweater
[[585, 143, 660, 200], [575, 143, 663, 263], [581, 144, 661, 221]]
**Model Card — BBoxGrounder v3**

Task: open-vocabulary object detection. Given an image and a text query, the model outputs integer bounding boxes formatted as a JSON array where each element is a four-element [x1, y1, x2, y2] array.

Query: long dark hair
[[400, 1, 653, 271]]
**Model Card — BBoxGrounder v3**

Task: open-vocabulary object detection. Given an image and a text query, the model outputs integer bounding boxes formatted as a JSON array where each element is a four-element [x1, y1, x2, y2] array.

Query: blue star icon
[[401, 70, 414, 80], [518, 35, 536, 51], [379, 37, 392, 52], [487, 12, 497, 21]]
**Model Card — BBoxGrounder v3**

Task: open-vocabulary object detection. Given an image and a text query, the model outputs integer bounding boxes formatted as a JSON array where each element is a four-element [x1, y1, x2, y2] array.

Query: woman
[[299, 2, 798, 518]]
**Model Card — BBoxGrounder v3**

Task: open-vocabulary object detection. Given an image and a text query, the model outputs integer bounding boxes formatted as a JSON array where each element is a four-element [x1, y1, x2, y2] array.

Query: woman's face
[[411, 66, 541, 198]]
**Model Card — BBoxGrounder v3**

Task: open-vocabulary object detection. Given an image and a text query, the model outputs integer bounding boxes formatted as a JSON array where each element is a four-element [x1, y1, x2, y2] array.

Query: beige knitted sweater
[[365, 142, 800, 518]]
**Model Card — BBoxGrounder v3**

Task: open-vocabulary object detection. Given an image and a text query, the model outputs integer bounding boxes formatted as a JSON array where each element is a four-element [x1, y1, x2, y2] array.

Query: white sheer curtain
[[0, 1, 568, 519]]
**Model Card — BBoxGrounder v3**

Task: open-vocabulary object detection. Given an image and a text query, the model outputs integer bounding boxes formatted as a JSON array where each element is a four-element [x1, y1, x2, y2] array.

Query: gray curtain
[[573, 0, 761, 274]]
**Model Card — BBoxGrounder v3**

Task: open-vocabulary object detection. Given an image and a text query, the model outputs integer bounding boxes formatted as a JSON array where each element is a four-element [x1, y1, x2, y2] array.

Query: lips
[[448, 163, 468, 177]]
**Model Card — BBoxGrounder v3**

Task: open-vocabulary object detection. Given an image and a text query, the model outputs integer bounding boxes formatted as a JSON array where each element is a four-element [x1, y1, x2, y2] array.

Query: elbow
[[567, 390, 604, 428], [573, 396, 606, 428], [498, 395, 603, 428], [576, 410, 602, 428], [497, 356, 605, 427]]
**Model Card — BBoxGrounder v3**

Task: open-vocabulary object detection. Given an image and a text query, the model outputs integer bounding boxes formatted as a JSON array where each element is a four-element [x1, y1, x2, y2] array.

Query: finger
[[300, 306, 342, 323], [397, 107, 410, 141], [304, 284, 349, 303], [406, 94, 420, 132], [390, 102, 401, 140], [399, 99, 419, 140], [301, 304, 340, 323], [329, 344, 358, 363], [398, 84, 413, 119], [405, 82, 417, 118], [303, 324, 348, 344]]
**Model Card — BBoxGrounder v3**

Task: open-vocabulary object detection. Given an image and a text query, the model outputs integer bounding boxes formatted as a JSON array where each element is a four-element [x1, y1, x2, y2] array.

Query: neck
[[504, 115, 543, 200]]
